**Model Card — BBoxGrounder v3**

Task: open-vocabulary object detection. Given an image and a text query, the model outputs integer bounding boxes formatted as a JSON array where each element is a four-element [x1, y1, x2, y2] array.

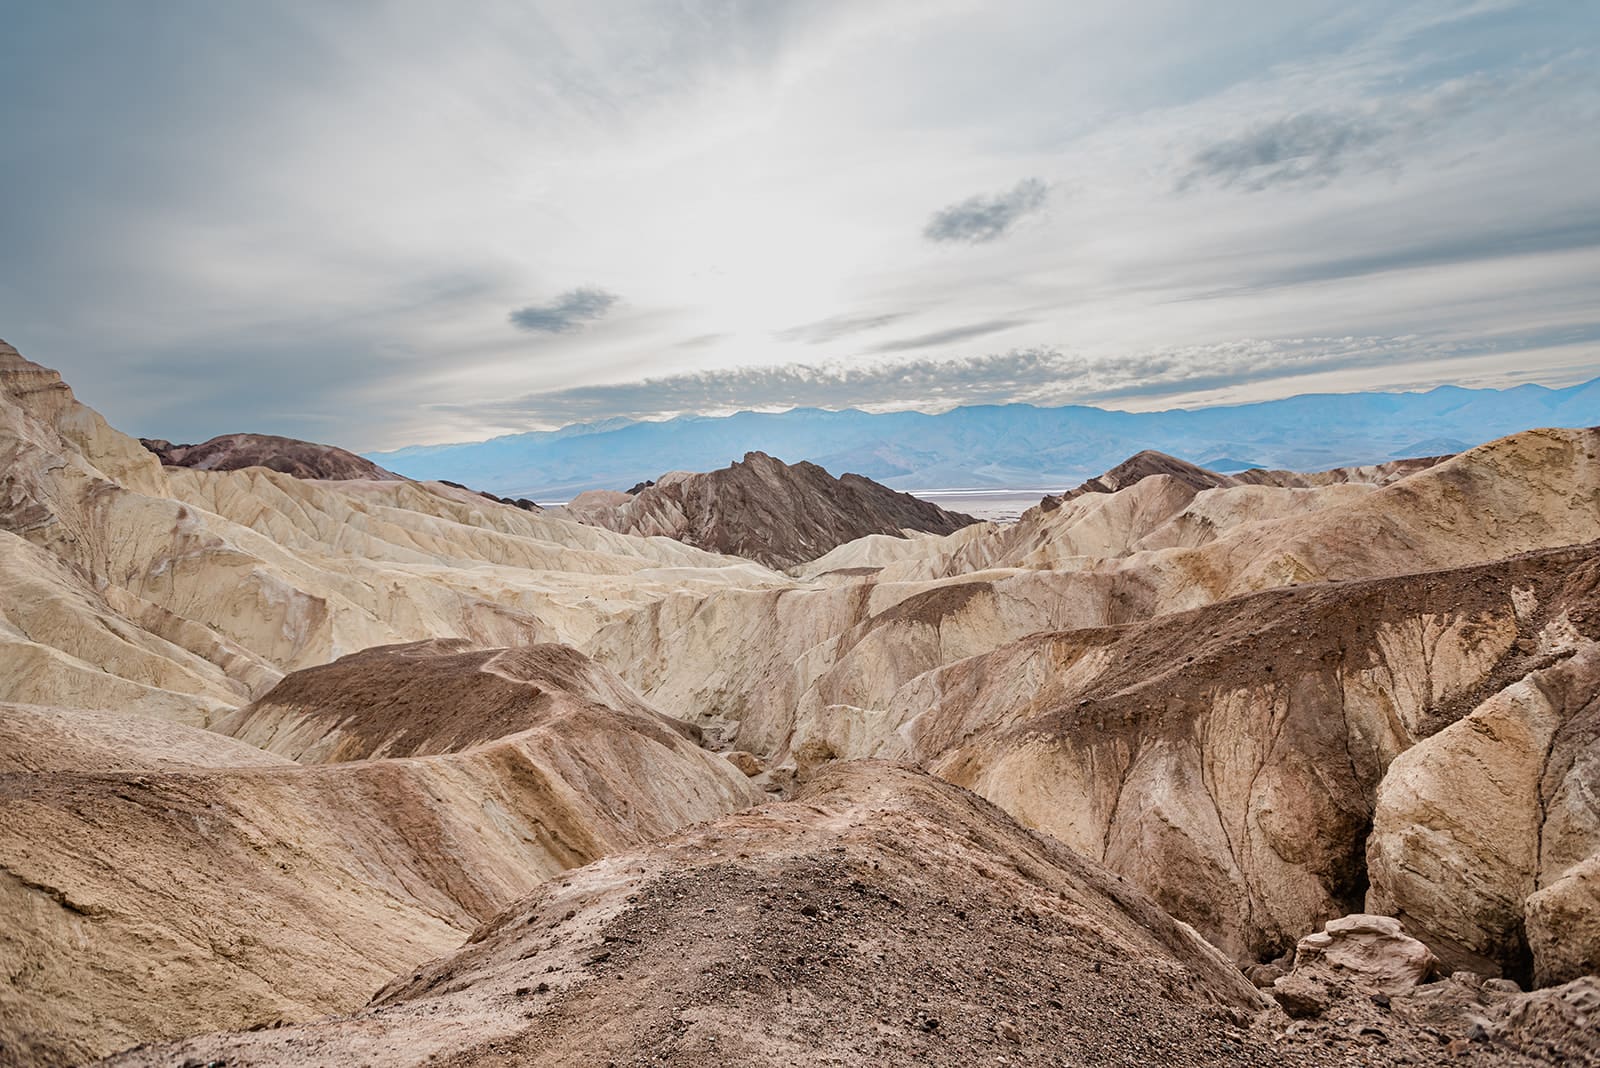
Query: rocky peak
[[560, 451, 978, 569], [1067, 449, 1236, 499], [142, 432, 403, 481]]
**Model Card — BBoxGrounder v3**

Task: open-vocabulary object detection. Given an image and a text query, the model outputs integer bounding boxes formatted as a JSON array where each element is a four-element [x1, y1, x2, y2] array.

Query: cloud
[[430, 333, 1550, 427], [6, 3, 1597, 453], [674, 333, 730, 349], [867, 319, 1030, 353], [773, 311, 907, 344], [1186, 214, 1600, 297], [1180, 111, 1389, 191], [509, 286, 619, 333], [923, 179, 1049, 244]]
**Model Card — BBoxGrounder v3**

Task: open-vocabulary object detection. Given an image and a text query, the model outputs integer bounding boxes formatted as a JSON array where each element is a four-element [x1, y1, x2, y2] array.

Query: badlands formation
[[1, 336, 1598, 1066], [558, 449, 977, 569]]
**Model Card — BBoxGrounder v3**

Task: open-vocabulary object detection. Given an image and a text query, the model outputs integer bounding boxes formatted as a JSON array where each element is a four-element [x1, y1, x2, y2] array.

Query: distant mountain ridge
[[368, 377, 1600, 499]]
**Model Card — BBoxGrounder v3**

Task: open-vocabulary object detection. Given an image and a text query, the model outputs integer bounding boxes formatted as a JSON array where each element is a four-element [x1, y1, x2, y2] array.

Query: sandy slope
[[0, 653, 757, 1063]]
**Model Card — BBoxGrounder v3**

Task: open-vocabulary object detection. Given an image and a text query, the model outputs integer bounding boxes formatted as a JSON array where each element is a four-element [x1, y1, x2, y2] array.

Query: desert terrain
[[1, 337, 1597, 1066]]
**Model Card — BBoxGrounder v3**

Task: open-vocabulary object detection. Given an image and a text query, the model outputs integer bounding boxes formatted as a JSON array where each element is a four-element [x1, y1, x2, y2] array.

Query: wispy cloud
[[672, 332, 730, 349], [867, 319, 1030, 353], [923, 179, 1049, 243], [509, 286, 619, 333], [773, 311, 907, 344], [1194, 215, 1600, 295], [1175, 63, 1543, 195]]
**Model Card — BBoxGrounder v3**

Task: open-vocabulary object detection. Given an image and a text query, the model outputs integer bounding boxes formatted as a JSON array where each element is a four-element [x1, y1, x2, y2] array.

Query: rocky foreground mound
[[103, 764, 1600, 1068], [141, 432, 403, 481], [560, 450, 977, 569]]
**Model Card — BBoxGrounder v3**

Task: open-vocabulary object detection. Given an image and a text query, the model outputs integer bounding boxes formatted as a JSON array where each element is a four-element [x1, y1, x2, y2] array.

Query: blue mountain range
[[368, 377, 1600, 500]]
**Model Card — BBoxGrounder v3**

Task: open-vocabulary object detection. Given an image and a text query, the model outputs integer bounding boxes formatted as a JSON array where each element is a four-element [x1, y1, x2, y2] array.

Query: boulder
[[1271, 974, 1331, 1018], [1525, 854, 1600, 987], [1244, 962, 1286, 988], [723, 750, 765, 777], [1291, 914, 1438, 995]]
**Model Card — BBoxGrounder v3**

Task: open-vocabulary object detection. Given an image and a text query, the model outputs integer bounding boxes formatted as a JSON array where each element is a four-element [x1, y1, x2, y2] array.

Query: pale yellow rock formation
[[781, 546, 1597, 963], [1366, 640, 1600, 979], [0, 344, 783, 722]]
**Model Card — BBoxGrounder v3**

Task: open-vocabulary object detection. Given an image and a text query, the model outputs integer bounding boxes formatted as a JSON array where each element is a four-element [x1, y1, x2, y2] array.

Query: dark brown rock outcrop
[[561, 451, 977, 569], [213, 638, 699, 763], [141, 432, 402, 481], [437, 479, 541, 511], [1064, 449, 1237, 500]]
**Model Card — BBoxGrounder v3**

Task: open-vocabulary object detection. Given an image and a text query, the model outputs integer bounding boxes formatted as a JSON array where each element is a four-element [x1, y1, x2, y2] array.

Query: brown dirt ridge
[[141, 432, 403, 481], [100, 764, 1597, 1068]]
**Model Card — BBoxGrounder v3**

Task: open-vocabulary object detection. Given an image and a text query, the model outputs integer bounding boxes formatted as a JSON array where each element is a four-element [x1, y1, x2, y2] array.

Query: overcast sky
[[1, 0, 1596, 450]]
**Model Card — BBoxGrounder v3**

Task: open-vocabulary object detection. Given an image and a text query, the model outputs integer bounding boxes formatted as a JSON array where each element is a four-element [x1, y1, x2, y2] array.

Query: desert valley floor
[[1, 338, 1598, 1066]]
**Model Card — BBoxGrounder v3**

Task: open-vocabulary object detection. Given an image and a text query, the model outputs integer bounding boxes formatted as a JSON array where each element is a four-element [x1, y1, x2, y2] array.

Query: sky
[[1, 0, 1596, 451]]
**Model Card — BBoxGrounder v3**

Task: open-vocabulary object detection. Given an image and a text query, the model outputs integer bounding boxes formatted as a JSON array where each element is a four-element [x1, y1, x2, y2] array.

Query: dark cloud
[[773, 312, 907, 344], [867, 320, 1030, 353], [1180, 111, 1387, 191], [509, 286, 619, 333], [923, 179, 1049, 244]]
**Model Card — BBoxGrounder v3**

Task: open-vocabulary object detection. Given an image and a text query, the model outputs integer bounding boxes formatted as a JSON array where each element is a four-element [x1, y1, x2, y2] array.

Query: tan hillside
[[820, 543, 1600, 978], [0, 343, 781, 723], [583, 429, 1600, 767], [0, 651, 757, 1064]]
